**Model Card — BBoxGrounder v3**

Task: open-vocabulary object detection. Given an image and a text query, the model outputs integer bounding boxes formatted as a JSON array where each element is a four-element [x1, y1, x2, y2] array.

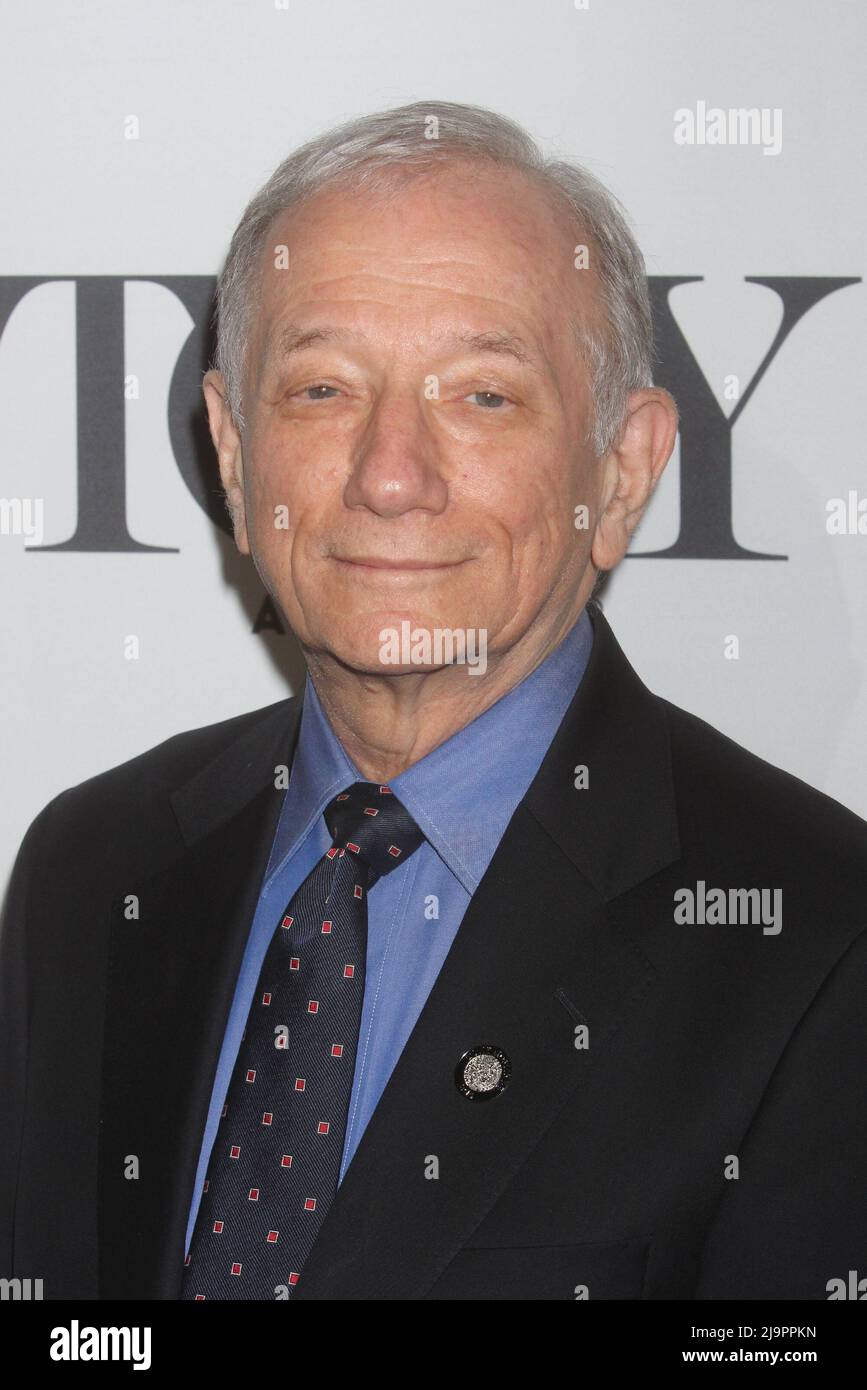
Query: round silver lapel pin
[[455, 1045, 511, 1101]]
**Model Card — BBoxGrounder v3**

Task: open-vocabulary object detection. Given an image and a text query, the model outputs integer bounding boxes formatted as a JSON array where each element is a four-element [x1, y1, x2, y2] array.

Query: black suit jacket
[[2, 604, 866, 1300]]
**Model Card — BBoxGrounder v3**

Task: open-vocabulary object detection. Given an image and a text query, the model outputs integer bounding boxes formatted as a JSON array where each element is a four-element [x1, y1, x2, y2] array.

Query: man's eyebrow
[[449, 330, 543, 370], [274, 324, 342, 359], [272, 324, 542, 371]]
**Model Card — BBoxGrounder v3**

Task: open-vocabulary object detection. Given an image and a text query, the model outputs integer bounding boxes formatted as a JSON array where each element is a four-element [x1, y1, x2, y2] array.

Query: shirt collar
[[266, 608, 594, 895]]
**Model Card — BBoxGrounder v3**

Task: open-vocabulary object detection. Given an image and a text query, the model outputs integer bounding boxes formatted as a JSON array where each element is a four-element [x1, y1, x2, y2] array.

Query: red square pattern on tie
[[180, 781, 425, 1300]]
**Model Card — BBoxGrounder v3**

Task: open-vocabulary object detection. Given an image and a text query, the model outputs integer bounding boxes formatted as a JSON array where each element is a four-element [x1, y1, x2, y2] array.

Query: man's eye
[[296, 384, 340, 401], [465, 390, 509, 409]]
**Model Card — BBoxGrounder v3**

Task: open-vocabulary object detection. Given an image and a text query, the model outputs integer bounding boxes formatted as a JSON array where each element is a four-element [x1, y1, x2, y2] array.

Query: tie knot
[[323, 781, 424, 884]]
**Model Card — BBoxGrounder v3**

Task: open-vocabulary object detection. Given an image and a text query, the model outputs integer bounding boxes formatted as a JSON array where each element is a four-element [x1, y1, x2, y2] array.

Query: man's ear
[[203, 370, 250, 554], [591, 387, 679, 572]]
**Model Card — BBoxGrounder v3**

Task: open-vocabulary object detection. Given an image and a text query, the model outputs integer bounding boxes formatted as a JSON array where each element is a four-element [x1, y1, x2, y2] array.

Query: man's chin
[[316, 618, 489, 679]]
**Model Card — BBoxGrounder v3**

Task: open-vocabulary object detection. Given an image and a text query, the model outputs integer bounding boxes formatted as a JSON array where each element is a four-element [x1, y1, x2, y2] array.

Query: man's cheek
[[247, 483, 289, 545]]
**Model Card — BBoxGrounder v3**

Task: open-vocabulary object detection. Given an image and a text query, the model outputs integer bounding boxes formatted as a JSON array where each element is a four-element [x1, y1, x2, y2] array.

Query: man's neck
[[302, 603, 587, 782]]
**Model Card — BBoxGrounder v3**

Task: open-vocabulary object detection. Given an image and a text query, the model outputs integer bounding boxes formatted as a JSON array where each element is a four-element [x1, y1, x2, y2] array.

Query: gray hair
[[213, 99, 654, 456]]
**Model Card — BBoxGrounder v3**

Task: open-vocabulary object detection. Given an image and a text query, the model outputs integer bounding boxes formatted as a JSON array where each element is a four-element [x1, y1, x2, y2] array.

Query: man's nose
[[342, 387, 449, 518]]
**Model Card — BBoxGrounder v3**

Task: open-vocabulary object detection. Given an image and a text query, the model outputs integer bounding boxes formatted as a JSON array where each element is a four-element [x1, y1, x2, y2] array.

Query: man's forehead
[[255, 163, 595, 338], [262, 164, 589, 283], [265, 321, 550, 376], [267, 157, 571, 240]]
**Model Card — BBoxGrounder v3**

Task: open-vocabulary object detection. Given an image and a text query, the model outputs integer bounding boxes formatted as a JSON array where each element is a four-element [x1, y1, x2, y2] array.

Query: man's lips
[[332, 556, 465, 571]]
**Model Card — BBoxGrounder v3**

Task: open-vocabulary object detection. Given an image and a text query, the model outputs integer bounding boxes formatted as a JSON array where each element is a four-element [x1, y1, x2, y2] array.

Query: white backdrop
[[1, 0, 865, 895]]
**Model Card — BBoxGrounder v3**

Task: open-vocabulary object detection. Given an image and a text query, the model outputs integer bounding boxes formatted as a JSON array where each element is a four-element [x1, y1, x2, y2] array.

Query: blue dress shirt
[[185, 609, 594, 1254]]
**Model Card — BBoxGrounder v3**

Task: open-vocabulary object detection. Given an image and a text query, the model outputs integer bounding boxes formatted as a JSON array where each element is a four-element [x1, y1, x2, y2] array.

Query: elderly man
[[1, 100, 865, 1303]]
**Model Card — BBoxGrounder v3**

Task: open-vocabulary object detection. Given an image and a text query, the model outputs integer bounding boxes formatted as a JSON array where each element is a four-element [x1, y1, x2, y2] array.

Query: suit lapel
[[98, 698, 302, 1298], [293, 606, 681, 1298], [292, 811, 658, 1300]]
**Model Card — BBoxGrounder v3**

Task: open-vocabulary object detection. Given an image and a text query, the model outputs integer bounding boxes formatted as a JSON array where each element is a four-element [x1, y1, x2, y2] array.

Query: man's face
[[222, 161, 606, 673]]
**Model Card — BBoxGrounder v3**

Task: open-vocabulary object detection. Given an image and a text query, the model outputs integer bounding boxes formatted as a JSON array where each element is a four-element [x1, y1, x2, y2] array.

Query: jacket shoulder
[[659, 694, 867, 879], [31, 694, 299, 838]]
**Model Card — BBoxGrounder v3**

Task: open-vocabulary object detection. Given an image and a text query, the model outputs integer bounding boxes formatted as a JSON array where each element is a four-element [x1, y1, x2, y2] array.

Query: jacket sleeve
[[694, 925, 867, 1299], [0, 798, 59, 1276]]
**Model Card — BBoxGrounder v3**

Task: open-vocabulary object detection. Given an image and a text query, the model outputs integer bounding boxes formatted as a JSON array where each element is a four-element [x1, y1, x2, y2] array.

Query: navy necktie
[[181, 780, 425, 1300]]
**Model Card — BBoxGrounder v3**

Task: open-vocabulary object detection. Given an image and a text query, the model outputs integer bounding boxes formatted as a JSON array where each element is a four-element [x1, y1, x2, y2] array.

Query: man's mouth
[[333, 555, 465, 572]]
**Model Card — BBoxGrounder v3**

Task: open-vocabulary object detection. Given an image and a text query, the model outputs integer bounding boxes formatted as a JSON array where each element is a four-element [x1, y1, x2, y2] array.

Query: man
[[1, 99, 865, 1302]]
